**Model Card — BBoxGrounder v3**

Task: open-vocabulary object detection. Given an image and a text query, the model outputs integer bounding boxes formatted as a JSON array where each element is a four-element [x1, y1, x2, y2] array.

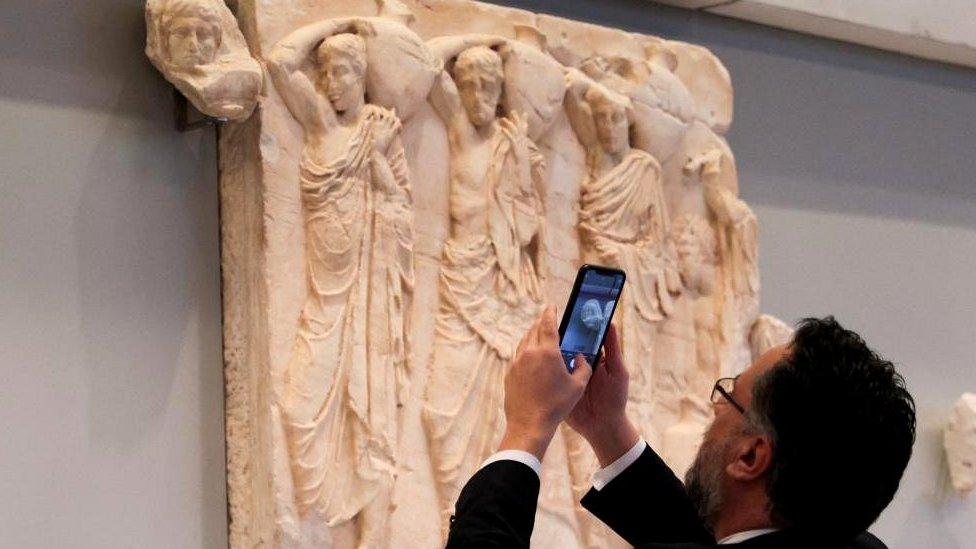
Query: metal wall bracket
[[173, 88, 227, 132]]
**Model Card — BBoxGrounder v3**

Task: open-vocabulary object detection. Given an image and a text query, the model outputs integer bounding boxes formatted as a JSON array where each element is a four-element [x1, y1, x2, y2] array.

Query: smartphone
[[557, 265, 626, 372]]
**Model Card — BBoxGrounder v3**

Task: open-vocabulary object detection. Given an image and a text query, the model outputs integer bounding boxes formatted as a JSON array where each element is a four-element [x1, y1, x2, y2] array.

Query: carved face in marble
[[588, 90, 630, 156], [161, 1, 222, 70], [316, 33, 367, 113], [453, 46, 503, 128]]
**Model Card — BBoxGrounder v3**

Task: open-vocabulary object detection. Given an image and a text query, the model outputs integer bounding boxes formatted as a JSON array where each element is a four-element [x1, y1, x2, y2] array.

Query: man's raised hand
[[499, 306, 593, 461], [566, 324, 641, 467]]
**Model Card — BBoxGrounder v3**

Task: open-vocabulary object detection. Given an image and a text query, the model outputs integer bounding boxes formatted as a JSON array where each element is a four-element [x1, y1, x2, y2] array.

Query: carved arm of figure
[[370, 150, 398, 195], [425, 34, 507, 134], [685, 149, 748, 226], [498, 111, 533, 187], [369, 129, 415, 296], [690, 148, 759, 295], [563, 67, 600, 151], [266, 18, 363, 134]]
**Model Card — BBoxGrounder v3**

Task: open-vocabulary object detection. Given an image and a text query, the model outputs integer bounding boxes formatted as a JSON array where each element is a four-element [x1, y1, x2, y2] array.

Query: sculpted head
[[453, 46, 504, 128], [160, 0, 222, 70], [316, 33, 367, 113], [585, 86, 631, 156]]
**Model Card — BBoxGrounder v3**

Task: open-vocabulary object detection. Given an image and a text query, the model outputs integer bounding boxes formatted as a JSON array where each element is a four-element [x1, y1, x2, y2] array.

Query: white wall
[[495, 1, 976, 547], [1, 0, 974, 547], [0, 0, 226, 547]]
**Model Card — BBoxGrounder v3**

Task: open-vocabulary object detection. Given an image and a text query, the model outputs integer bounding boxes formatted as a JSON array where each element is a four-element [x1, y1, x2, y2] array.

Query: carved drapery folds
[[190, 0, 775, 546]]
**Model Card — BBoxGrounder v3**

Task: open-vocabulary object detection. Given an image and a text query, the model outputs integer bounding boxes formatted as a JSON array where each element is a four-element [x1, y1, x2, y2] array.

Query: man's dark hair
[[748, 316, 916, 540]]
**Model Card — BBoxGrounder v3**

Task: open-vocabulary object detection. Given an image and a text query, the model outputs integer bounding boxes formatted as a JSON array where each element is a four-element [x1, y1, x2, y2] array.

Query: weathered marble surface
[[750, 314, 793, 359], [145, 0, 262, 120], [945, 393, 976, 496], [204, 1, 770, 546]]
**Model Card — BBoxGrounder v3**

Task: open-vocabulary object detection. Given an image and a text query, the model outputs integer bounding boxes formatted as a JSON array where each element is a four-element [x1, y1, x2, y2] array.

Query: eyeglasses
[[710, 377, 746, 415]]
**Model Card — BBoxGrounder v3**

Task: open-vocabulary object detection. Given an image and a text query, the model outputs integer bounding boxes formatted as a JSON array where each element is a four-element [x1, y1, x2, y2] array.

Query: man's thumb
[[572, 353, 593, 385]]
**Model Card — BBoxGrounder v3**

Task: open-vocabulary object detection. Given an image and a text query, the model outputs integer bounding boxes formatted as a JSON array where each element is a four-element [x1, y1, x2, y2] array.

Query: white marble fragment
[[750, 314, 794, 359], [945, 393, 976, 496], [145, 0, 262, 120]]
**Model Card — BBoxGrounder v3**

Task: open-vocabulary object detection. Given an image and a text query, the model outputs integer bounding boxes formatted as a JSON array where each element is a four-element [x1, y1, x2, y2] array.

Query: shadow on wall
[[0, 0, 171, 119], [1, 0, 229, 544], [69, 63, 226, 548], [888, 410, 969, 549], [73, 43, 228, 549]]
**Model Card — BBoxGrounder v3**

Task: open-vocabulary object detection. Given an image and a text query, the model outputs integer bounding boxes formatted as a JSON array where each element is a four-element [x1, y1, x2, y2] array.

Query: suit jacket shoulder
[[581, 445, 713, 546], [446, 460, 540, 548]]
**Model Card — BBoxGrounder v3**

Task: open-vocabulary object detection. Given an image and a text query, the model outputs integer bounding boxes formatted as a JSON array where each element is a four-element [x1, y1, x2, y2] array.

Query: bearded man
[[446, 310, 915, 548]]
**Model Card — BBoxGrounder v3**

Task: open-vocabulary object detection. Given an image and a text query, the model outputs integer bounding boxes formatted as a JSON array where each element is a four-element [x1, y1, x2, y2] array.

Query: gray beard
[[684, 435, 726, 532]]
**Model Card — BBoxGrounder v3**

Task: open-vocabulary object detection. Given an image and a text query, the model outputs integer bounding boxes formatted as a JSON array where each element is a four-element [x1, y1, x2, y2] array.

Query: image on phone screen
[[559, 267, 625, 372]]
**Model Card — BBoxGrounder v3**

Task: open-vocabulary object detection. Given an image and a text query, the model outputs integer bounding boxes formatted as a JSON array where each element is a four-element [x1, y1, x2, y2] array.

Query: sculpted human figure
[[266, 19, 416, 546], [564, 68, 679, 446], [577, 43, 695, 165], [420, 35, 548, 534], [145, 0, 262, 120], [652, 214, 720, 447], [690, 149, 760, 298]]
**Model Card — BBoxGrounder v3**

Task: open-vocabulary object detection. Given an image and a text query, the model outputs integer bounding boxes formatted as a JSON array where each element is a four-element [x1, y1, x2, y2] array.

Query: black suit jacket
[[447, 444, 888, 548]]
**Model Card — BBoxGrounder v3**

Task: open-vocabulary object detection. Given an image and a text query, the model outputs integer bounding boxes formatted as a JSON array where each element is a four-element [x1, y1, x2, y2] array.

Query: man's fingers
[[539, 305, 559, 345], [603, 324, 623, 372], [515, 328, 530, 358], [603, 324, 629, 382], [532, 305, 553, 346], [516, 313, 543, 359], [572, 353, 594, 387], [604, 324, 620, 354]]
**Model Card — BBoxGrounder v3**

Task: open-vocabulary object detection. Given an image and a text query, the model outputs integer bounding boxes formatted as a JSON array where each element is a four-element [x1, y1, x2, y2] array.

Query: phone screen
[[558, 266, 625, 372]]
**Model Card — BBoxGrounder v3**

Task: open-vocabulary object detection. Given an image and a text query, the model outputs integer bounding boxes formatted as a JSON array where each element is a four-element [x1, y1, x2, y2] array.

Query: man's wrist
[[581, 417, 641, 468], [499, 423, 557, 462]]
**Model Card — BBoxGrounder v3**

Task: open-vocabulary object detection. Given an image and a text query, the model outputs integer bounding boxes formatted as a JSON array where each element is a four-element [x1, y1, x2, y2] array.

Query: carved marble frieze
[[145, 0, 775, 546]]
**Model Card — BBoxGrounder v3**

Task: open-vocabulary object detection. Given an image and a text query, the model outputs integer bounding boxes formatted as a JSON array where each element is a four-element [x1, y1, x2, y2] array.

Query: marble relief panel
[[148, 0, 771, 546]]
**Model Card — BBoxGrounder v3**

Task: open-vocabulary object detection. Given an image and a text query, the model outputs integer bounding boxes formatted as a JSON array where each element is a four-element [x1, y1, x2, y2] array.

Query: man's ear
[[726, 434, 773, 481]]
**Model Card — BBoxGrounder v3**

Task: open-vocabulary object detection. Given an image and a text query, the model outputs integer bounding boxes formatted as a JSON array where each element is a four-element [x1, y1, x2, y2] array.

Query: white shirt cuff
[[480, 449, 542, 477], [591, 438, 646, 491]]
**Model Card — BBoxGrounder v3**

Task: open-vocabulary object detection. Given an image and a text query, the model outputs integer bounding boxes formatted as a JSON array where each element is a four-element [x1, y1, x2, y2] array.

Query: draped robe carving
[[564, 70, 678, 448], [281, 105, 415, 526], [206, 3, 768, 547], [578, 150, 677, 441], [423, 114, 547, 530]]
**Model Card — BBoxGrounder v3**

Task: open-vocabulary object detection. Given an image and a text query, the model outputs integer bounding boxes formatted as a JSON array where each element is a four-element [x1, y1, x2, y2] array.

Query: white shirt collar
[[718, 528, 780, 544]]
